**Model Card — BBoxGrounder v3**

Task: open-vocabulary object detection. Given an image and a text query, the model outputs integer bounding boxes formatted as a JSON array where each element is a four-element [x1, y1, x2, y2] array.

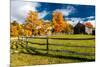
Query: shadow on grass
[[20, 46, 95, 62]]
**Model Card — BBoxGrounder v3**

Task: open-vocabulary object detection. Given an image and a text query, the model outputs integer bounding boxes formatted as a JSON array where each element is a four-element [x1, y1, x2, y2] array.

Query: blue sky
[[11, 0, 95, 26]]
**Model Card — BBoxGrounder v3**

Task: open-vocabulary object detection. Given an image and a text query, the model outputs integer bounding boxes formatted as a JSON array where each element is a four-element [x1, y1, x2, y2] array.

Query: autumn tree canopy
[[52, 12, 72, 33], [11, 10, 74, 37], [25, 10, 50, 36]]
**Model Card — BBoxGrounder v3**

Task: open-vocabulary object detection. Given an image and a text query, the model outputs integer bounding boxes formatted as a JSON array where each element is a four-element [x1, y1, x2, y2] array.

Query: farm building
[[84, 22, 93, 34], [74, 22, 85, 34], [85, 27, 93, 34], [74, 22, 94, 34]]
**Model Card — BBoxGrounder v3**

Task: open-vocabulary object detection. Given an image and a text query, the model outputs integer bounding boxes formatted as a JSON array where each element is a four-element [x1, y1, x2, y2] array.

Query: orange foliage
[[10, 26, 18, 37], [24, 29, 32, 37], [52, 12, 69, 33], [25, 10, 43, 36]]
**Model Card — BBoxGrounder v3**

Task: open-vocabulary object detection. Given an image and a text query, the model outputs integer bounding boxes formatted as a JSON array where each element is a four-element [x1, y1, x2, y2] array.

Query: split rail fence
[[16, 36, 95, 56]]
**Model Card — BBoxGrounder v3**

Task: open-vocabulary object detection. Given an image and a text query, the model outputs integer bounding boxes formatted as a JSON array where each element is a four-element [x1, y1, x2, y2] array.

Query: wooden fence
[[18, 36, 95, 56]]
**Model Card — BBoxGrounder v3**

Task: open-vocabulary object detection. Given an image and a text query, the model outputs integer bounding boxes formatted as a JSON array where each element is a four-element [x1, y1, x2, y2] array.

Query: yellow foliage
[[10, 26, 18, 37], [24, 29, 32, 37]]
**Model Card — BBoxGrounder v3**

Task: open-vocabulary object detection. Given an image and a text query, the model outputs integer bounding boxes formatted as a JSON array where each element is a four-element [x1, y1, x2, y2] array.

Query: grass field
[[10, 34, 95, 67]]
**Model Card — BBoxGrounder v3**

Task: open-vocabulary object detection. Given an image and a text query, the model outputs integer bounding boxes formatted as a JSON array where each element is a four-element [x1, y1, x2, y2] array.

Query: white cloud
[[65, 16, 95, 27], [87, 16, 95, 19], [81, 16, 95, 21], [69, 18, 83, 22], [11, 16, 17, 22], [44, 20, 50, 22], [65, 18, 77, 27], [11, 0, 40, 23], [65, 17, 84, 26], [54, 6, 76, 16], [38, 11, 48, 19], [83, 16, 95, 27]]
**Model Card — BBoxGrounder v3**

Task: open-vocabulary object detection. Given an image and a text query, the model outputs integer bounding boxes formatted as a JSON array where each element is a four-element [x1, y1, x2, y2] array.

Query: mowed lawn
[[10, 34, 95, 67]]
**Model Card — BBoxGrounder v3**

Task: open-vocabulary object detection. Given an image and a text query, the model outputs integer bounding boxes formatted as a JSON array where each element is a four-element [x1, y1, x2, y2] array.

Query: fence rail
[[11, 36, 95, 56], [26, 36, 95, 40], [28, 41, 95, 48]]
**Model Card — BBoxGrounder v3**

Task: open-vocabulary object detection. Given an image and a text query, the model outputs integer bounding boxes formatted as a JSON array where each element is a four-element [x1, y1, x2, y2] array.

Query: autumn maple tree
[[52, 12, 72, 33], [25, 10, 44, 36]]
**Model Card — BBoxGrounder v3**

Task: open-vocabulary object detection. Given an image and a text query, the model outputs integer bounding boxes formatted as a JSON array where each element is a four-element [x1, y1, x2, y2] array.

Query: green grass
[[49, 34, 95, 38], [10, 34, 95, 67]]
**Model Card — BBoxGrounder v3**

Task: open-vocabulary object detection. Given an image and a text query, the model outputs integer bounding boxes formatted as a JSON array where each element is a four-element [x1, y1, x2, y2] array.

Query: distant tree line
[[10, 10, 95, 37]]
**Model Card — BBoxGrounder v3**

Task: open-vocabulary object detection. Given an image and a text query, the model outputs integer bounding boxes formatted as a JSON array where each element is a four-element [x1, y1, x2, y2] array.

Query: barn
[[74, 22, 94, 34], [74, 22, 85, 34]]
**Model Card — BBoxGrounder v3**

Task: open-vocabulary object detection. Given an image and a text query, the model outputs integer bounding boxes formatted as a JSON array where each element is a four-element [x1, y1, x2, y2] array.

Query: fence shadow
[[21, 46, 95, 62]]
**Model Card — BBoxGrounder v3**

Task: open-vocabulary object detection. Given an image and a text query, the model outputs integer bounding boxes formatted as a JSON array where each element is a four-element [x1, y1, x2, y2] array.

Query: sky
[[11, 0, 95, 26]]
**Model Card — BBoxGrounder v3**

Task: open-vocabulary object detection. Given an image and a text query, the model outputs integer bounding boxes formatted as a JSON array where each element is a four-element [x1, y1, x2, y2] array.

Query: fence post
[[16, 36, 19, 49], [46, 36, 49, 54], [21, 36, 24, 45], [26, 37, 28, 48]]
